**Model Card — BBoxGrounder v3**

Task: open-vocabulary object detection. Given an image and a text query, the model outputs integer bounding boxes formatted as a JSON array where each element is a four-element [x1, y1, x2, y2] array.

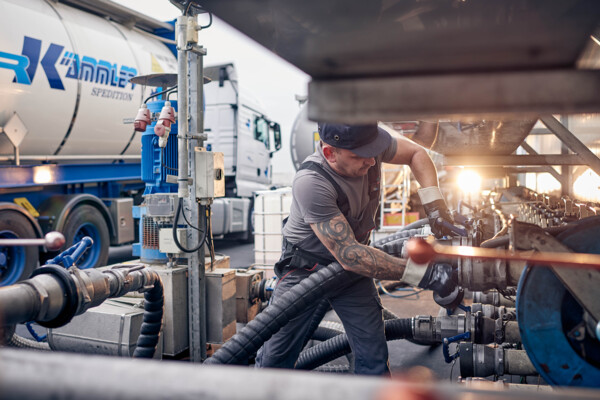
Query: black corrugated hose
[[205, 262, 360, 365], [132, 278, 164, 358], [301, 299, 331, 347], [372, 228, 424, 256], [295, 318, 413, 371], [312, 324, 344, 342]]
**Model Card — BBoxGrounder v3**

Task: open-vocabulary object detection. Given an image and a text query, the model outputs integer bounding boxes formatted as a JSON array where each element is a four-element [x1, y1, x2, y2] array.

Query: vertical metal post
[[187, 44, 207, 362], [176, 16, 190, 200], [559, 115, 573, 197], [13, 144, 20, 166], [176, 15, 206, 363]]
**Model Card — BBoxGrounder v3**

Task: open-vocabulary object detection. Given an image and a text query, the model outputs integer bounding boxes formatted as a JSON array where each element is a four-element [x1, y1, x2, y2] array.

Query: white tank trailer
[[0, 0, 280, 286]]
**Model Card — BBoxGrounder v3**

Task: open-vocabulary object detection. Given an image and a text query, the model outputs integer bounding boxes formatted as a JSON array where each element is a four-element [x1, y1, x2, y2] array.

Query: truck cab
[[203, 63, 281, 239]]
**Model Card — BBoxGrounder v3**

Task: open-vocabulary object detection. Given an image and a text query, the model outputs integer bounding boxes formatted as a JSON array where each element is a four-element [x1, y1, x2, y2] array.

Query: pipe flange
[[31, 265, 79, 328]]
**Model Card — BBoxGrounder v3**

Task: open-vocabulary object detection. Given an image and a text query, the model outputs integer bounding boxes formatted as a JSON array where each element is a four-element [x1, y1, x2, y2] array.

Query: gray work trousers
[[255, 266, 390, 375]]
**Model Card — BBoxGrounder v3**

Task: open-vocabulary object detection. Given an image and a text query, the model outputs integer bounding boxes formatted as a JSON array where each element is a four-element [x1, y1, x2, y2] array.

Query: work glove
[[418, 186, 454, 239], [401, 258, 460, 306]]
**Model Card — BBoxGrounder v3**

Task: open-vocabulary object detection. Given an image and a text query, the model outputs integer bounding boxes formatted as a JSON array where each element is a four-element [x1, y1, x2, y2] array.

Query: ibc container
[[253, 187, 292, 277]]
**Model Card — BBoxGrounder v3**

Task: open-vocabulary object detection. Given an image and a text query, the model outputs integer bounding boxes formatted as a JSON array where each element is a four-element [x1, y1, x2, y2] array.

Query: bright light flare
[[457, 169, 481, 194], [573, 168, 600, 202], [33, 166, 53, 184]]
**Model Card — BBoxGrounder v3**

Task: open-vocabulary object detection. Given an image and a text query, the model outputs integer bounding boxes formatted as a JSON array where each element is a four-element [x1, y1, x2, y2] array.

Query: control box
[[194, 148, 225, 200]]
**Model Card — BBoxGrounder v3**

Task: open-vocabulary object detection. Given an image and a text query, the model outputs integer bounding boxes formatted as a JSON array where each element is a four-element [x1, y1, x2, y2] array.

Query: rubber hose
[[132, 277, 164, 358], [373, 228, 423, 249], [312, 325, 344, 342], [400, 218, 429, 231], [295, 318, 413, 371], [6, 333, 51, 351], [205, 262, 360, 365], [309, 320, 354, 373], [315, 364, 350, 373], [301, 299, 331, 348], [319, 320, 345, 333]]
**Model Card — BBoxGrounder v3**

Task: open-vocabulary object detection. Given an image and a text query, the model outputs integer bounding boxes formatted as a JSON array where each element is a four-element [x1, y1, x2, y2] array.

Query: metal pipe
[[0, 155, 141, 162], [504, 321, 521, 344], [0, 232, 65, 251], [505, 349, 537, 376], [3, 348, 595, 400], [0, 263, 159, 327], [176, 15, 190, 199], [0, 284, 45, 325], [187, 44, 207, 363], [407, 238, 600, 270]]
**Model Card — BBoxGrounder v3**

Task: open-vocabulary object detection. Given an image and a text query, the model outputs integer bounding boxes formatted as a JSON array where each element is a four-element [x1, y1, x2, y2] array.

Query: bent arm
[[386, 135, 439, 188], [410, 121, 439, 149], [310, 213, 406, 280]]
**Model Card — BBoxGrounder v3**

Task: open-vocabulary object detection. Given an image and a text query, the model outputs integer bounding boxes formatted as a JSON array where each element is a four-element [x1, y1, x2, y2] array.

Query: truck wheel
[[62, 205, 109, 269], [0, 210, 39, 286]]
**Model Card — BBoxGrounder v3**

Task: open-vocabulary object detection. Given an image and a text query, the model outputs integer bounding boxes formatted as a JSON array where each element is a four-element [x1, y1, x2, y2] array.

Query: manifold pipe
[[176, 15, 189, 198], [3, 349, 587, 400], [205, 262, 360, 365], [0, 264, 163, 358]]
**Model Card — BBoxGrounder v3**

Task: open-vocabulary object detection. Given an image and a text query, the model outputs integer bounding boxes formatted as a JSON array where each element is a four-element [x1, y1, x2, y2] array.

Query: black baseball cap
[[318, 123, 392, 158]]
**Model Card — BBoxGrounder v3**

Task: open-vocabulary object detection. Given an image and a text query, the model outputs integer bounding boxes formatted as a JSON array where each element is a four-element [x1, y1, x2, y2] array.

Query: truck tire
[[0, 209, 39, 286], [62, 205, 109, 269]]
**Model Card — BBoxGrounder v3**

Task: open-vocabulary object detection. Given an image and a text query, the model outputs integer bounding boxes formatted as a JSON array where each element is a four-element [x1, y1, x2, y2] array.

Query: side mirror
[[271, 122, 282, 152]]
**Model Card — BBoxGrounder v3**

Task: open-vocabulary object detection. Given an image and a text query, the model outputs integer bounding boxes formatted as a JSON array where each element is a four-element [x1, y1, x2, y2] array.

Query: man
[[255, 122, 456, 375]]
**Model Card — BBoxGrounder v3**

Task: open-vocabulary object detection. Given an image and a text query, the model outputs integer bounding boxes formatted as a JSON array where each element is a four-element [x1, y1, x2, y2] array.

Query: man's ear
[[322, 145, 336, 162]]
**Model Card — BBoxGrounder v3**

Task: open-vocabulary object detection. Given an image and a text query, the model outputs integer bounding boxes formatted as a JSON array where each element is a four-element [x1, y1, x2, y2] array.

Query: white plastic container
[[253, 187, 292, 277]]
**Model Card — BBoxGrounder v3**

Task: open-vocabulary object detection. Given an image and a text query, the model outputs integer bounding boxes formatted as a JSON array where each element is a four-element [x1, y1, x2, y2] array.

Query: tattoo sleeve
[[311, 213, 406, 281]]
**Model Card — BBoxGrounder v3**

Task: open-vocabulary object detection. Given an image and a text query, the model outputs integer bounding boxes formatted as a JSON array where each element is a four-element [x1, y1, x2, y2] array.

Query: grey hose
[[7, 333, 51, 351]]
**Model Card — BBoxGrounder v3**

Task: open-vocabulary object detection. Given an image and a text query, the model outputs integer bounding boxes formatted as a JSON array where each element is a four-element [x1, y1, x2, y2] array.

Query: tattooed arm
[[311, 213, 407, 280]]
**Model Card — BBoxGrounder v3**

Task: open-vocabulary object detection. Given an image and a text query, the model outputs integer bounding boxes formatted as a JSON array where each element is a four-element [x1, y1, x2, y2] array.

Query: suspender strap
[[367, 163, 381, 202], [283, 237, 336, 266], [299, 161, 350, 215]]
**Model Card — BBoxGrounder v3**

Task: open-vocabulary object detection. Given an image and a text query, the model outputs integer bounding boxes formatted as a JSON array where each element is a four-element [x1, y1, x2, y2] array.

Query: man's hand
[[418, 263, 456, 298], [418, 187, 454, 238], [401, 258, 460, 307]]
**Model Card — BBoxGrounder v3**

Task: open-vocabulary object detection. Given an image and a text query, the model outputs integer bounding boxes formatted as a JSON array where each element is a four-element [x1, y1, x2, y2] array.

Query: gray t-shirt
[[283, 140, 397, 256]]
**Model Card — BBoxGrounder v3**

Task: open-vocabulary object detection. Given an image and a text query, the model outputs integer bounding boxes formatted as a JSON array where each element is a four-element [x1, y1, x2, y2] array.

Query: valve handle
[[45, 236, 93, 268], [442, 331, 471, 363]]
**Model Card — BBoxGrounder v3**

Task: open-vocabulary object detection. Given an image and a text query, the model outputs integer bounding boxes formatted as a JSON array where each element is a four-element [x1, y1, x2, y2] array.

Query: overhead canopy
[[193, 0, 600, 121]]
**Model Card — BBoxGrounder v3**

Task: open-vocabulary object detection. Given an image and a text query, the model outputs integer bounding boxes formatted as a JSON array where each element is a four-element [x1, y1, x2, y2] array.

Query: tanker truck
[[0, 0, 281, 286]]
